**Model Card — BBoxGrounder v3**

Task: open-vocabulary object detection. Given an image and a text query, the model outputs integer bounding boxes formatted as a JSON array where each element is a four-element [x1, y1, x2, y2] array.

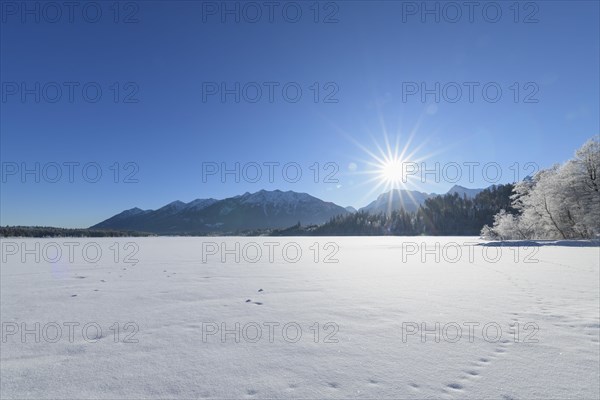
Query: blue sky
[[1, 0, 598, 228]]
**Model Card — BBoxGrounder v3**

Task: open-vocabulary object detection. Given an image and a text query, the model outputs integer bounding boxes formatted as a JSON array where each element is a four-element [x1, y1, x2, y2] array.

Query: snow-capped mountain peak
[[240, 189, 312, 205], [91, 190, 349, 234], [446, 185, 486, 198], [184, 198, 218, 210]]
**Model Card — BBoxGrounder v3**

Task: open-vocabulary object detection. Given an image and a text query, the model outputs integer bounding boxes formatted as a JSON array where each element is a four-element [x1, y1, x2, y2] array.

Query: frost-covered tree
[[561, 137, 600, 237], [482, 136, 600, 240]]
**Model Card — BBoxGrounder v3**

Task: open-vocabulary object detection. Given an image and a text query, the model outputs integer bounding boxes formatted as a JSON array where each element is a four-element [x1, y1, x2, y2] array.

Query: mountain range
[[91, 190, 349, 234], [358, 184, 486, 215], [92, 185, 487, 234]]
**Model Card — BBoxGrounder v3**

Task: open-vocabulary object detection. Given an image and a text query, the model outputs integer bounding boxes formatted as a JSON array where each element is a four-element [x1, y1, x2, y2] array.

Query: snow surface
[[1, 237, 599, 399]]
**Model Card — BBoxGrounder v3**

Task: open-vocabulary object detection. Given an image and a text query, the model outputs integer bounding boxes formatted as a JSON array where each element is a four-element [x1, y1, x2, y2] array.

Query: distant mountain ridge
[[359, 189, 434, 214], [93, 186, 490, 234], [359, 185, 489, 215], [91, 190, 349, 234], [446, 184, 487, 198]]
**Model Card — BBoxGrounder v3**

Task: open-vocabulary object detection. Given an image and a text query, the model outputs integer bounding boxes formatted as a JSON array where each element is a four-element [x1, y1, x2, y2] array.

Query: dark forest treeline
[[0, 226, 154, 238], [417, 183, 515, 235], [301, 184, 515, 236]]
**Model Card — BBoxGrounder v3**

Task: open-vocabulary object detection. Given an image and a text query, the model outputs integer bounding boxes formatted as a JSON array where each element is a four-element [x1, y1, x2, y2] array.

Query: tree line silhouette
[[273, 184, 516, 236]]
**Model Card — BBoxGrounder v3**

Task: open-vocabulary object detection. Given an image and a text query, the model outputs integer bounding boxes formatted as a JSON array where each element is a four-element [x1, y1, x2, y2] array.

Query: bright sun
[[340, 111, 441, 214], [379, 158, 405, 186], [348, 126, 435, 209]]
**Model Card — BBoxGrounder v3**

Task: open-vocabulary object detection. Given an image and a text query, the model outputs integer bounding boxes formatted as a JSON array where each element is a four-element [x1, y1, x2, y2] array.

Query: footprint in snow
[[447, 383, 463, 390]]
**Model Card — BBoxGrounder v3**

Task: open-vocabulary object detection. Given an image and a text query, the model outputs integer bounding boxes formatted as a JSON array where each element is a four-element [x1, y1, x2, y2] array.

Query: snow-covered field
[[1, 237, 599, 399]]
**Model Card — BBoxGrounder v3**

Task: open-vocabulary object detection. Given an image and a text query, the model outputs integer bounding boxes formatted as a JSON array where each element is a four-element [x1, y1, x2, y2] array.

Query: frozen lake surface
[[1, 237, 599, 399]]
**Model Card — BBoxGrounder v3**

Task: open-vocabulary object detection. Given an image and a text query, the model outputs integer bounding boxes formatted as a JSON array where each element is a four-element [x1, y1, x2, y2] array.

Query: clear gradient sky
[[1, 0, 599, 228]]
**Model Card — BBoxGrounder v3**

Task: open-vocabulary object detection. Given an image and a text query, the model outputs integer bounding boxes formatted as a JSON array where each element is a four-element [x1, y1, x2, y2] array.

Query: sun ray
[[329, 103, 451, 212], [345, 115, 447, 212]]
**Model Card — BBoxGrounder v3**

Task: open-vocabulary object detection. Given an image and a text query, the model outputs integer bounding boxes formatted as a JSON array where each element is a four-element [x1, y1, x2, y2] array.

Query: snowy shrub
[[481, 209, 535, 240]]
